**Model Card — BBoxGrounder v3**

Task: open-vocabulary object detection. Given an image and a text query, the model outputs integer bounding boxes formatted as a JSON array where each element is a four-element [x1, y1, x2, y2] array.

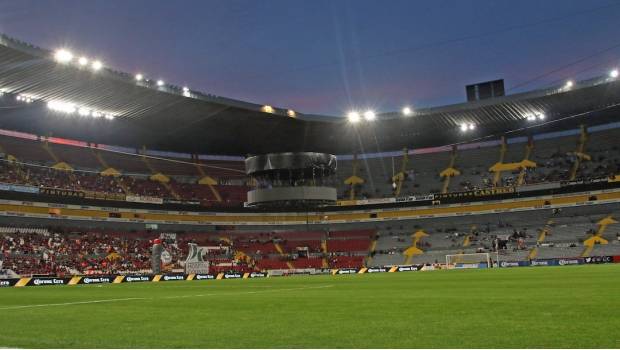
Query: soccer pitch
[[0, 265, 618, 348]]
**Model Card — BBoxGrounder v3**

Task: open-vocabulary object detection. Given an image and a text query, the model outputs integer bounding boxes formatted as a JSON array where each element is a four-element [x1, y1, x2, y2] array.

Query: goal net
[[445, 253, 493, 269]]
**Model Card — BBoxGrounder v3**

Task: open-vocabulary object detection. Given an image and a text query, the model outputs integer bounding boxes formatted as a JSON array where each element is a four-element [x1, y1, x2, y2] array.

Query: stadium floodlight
[[564, 80, 573, 89], [54, 49, 73, 63], [468, 123, 476, 130], [610, 69, 619, 78], [261, 105, 274, 113], [92, 111, 103, 118], [182, 86, 190, 97], [47, 100, 76, 114], [182, 86, 189, 92], [460, 123, 468, 132], [287, 109, 296, 118], [78, 57, 89, 66], [525, 113, 536, 121], [156, 80, 165, 87], [91, 60, 103, 71], [363, 110, 376, 121], [78, 107, 91, 117], [104, 114, 115, 120], [536, 112, 546, 120], [402, 106, 413, 116], [347, 111, 361, 123], [135, 73, 144, 81]]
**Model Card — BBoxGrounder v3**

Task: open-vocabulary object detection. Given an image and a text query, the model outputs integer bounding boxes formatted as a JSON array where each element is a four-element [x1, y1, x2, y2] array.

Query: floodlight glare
[[565, 80, 573, 89], [47, 100, 76, 114], [104, 114, 115, 120], [537, 112, 546, 120], [54, 49, 73, 63], [78, 57, 89, 66], [402, 106, 413, 116], [610, 69, 619, 78], [156, 80, 165, 87], [182, 86, 189, 92], [347, 111, 361, 123], [363, 110, 376, 121], [91, 60, 103, 71], [468, 123, 476, 130], [460, 123, 468, 132], [135, 74, 144, 81], [78, 108, 91, 117]]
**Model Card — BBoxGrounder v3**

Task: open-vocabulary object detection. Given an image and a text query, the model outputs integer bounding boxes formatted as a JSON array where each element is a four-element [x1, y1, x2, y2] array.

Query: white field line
[[0, 285, 334, 310], [0, 297, 148, 310]]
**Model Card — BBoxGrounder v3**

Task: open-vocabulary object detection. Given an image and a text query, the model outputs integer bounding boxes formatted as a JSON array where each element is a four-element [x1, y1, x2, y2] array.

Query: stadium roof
[[1, 33, 620, 156]]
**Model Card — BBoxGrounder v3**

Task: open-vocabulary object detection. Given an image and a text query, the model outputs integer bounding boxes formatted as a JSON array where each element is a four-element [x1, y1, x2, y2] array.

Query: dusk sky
[[0, 0, 618, 116]]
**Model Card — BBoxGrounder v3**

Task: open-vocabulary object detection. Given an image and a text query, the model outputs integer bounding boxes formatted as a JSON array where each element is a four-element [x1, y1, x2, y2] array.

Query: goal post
[[445, 253, 497, 269]]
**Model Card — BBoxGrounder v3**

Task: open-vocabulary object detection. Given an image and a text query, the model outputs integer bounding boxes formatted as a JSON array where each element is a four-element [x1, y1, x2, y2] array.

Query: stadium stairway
[[365, 239, 378, 266], [273, 242, 294, 269], [139, 151, 180, 200], [194, 161, 222, 203], [529, 220, 555, 260], [439, 146, 460, 194], [91, 149, 129, 194], [582, 215, 617, 257], [403, 230, 427, 264]]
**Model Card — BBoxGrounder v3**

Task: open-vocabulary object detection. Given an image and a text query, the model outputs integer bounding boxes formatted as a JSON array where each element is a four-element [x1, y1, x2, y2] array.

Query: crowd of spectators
[[0, 228, 186, 276], [0, 161, 248, 205]]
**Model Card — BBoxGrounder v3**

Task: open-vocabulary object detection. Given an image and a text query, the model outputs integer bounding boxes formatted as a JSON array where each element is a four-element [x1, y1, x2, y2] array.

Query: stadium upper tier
[[0, 121, 618, 207], [1, 34, 620, 155]]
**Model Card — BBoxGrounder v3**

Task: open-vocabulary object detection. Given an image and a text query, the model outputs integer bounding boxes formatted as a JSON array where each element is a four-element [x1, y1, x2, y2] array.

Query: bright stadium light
[[402, 106, 413, 116], [156, 80, 165, 87], [92, 111, 103, 118], [565, 80, 573, 89], [363, 110, 376, 121], [91, 60, 103, 71], [182, 86, 189, 92], [78, 107, 91, 117], [135, 73, 144, 81], [610, 69, 619, 79], [468, 123, 476, 130], [104, 114, 115, 120], [287, 109, 296, 118], [347, 111, 361, 123], [54, 49, 73, 63], [182, 86, 190, 97], [47, 100, 76, 114], [460, 123, 468, 132], [78, 57, 89, 66], [537, 112, 546, 120]]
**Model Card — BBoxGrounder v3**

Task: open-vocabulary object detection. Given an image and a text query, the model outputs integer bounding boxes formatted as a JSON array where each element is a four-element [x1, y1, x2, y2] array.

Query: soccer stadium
[[0, 1, 619, 349]]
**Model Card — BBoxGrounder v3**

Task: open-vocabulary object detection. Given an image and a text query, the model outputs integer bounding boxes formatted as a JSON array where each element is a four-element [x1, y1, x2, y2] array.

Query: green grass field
[[0, 265, 618, 348]]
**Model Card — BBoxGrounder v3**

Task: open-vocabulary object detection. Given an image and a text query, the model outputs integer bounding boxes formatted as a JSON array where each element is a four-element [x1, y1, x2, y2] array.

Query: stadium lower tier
[[1, 200, 619, 278]]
